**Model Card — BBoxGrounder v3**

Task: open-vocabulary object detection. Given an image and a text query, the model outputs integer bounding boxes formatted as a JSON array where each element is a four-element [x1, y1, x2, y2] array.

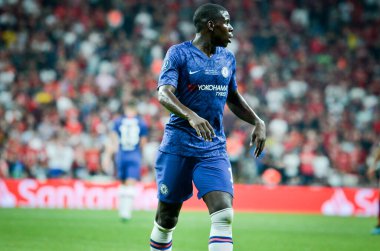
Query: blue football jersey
[[112, 116, 148, 154], [158, 41, 237, 157]]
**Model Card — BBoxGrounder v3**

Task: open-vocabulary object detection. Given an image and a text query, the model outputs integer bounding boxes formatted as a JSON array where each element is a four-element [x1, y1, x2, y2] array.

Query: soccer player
[[149, 3, 266, 251], [107, 100, 148, 221], [368, 143, 380, 235]]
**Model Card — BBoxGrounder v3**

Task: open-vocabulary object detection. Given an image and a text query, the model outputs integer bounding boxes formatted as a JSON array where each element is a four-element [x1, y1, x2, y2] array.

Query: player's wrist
[[252, 118, 264, 126], [184, 110, 197, 121]]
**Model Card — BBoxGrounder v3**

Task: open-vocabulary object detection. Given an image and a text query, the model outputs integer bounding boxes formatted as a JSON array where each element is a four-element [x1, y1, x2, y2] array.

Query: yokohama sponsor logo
[[198, 85, 227, 91]]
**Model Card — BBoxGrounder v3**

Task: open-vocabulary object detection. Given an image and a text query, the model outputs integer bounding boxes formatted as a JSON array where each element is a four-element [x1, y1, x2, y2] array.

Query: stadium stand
[[0, 0, 379, 187]]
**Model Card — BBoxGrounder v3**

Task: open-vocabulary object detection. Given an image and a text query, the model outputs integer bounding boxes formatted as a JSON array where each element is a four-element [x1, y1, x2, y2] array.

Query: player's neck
[[125, 111, 137, 117], [192, 34, 216, 57]]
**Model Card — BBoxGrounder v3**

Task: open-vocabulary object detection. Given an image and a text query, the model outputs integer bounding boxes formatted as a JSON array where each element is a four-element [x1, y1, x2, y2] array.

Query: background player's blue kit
[[113, 116, 148, 180]]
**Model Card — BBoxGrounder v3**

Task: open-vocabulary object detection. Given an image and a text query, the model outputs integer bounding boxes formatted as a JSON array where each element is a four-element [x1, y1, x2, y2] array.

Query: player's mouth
[[228, 33, 233, 42]]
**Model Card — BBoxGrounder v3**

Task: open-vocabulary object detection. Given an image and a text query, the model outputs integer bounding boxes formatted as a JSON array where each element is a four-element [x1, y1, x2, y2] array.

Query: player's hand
[[188, 113, 215, 141], [367, 166, 376, 179], [250, 120, 266, 158]]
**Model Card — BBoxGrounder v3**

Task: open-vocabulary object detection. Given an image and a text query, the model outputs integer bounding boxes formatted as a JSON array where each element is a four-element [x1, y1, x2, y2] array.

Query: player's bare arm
[[368, 147, 380, 179], [140, 136, 148, 150], [103, 132, 118, 161], [227, 89, 266, 158], [158, 84, 215, 141], [109, 132, 119, 154]]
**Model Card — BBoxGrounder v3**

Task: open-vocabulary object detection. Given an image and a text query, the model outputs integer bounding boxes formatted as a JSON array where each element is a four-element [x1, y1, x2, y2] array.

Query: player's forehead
[[219, 10, 230, 21], [208, 10, 230, 23]]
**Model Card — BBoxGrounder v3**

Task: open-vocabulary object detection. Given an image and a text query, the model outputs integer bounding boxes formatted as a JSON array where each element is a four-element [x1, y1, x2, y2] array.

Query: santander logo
[[11, 179, 157, 210], [1, 179, 377, 216]]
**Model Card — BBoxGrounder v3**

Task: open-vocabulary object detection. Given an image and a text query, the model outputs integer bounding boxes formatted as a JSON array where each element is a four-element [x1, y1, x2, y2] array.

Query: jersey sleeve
[[112, 119, 119, 133], [228, 55, 238, 92], [157, 45, 182, 89], [139, 118, 148, 137]]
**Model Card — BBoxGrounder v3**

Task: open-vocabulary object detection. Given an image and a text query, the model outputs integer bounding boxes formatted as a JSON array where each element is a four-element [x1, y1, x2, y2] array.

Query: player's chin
[[220, 40, 230, 48], [215, 37, 230, 47]]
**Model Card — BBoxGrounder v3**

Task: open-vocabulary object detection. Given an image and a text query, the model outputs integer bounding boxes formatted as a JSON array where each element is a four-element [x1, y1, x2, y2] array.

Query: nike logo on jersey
[[189, 70, 201, 75]]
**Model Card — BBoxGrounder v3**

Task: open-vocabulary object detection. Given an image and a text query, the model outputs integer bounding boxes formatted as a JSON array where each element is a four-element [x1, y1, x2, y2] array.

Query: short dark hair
[[193, 3, 227, 32], [123, 99, 137, 109]]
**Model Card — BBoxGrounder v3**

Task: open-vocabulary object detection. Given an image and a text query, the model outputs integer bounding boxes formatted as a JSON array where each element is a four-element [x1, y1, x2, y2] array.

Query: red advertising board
[[0, 179, 378, 216]]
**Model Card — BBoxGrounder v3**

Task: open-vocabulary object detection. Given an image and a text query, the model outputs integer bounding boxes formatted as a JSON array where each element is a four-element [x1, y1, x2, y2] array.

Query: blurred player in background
[[105, 100, 148, 221], [150, 3, 266, 251], [368, 143, 380, 235]]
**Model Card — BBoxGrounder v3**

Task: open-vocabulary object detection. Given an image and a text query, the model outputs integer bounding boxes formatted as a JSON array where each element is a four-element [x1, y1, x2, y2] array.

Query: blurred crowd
[[0, 0, 379, 187]]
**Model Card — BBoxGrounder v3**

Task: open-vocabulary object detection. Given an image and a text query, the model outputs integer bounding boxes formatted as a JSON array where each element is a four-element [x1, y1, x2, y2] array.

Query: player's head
[[123, 100, 138, 117], [193, 3, 233, 47]]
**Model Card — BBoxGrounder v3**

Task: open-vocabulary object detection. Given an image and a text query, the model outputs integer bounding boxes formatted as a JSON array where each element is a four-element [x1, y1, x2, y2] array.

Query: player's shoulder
[[167, 41, 192, 54], [113, 115, 125, 124], [164, 42, 192, 68], [172, 41, 191, 49], [137, 115, 146, 123], [217, 46, 235, 59]]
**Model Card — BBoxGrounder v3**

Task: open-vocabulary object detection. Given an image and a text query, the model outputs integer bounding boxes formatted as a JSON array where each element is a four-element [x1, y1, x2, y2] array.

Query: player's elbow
[[157, 88, 170, 106], [157, 89, 165, 104]]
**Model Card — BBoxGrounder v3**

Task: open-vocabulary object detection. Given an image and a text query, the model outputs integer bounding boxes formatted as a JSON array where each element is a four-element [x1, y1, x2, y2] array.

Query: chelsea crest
[[221, 67, 229, 78]]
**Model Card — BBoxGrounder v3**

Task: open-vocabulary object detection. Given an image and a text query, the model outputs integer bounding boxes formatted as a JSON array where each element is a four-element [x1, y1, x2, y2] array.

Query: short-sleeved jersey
[[112, 116, 148, 155], [158, 41, 237, 157]]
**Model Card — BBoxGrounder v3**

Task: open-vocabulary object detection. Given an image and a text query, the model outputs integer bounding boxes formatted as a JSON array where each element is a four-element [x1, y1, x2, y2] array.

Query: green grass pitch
[[0, 208, 379, 251]]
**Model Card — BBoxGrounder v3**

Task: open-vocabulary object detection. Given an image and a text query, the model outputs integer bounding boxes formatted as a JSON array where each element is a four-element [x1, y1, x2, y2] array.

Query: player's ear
[[207, 20, 214, 31]]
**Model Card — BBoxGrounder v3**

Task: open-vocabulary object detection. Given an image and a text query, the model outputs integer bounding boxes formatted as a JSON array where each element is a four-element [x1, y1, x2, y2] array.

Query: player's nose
[[228, 24, 234, 32]]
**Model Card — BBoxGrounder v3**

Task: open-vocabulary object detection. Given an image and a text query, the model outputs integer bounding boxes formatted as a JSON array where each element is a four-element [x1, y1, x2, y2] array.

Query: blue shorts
[[115, 152, 141, 181], [155, 151, 234, 203]]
